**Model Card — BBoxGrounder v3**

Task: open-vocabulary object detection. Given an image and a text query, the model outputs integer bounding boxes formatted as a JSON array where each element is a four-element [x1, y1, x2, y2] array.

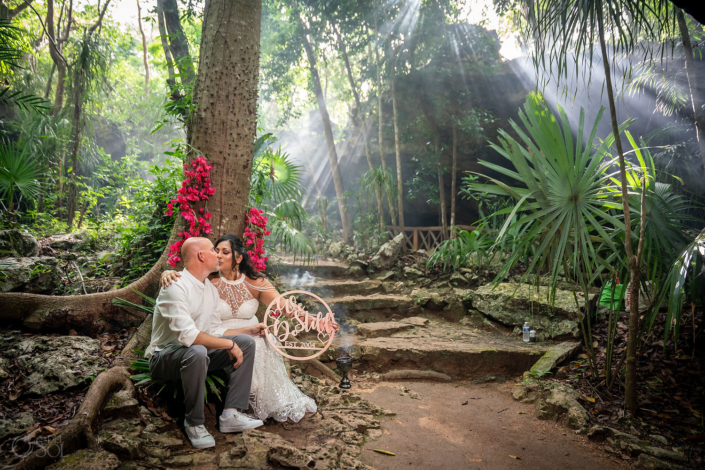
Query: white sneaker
[[219, 409, 264, 433], [184, 421, 216, 449]]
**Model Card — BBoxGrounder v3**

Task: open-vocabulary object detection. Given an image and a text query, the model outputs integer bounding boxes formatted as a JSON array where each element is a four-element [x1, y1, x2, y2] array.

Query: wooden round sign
[[263, 290, 337, 361]]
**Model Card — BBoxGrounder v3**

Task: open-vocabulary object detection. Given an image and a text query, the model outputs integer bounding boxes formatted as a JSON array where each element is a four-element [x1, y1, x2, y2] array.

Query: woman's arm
[[245, 277, 338, 333], [160, 270, 180, 288]]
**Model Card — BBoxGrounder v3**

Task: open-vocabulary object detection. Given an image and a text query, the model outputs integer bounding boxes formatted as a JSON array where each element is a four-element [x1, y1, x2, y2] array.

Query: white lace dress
[[212, 275, 317, 422]]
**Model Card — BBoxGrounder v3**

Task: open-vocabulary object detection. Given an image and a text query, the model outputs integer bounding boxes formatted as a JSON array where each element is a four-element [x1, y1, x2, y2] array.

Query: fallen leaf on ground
[[462, 401, 469, 405], [508, 455, 522, 460], [586, 397, 595, 403], [373, 449, 395, 456], [517, 411, 526, 414]]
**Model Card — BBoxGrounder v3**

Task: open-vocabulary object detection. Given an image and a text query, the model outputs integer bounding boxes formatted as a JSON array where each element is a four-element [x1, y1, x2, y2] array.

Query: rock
[[403, 266, 424, 279], [635, 454, 688, 470], [0, 230, 40, 257], [356, 321, 414, 338], [98, 419, 144, 460], [12, 336, 108, 395], [529, 341, 581, 376], [369, 234, 404, 271], [0, 412, 33, 440], [47, 449, 120, 470], [327, 241, 347, 259], [103, 390, 139, 419], [165, 452, 216, 467], [649, 434, 669, 446], [449, 272, 468, 287], [375, 270, 396, 281], [348, 265, 365, 278], [512, 381, 543, 403], [588, 426, 686, 463], [473, 282, 597, 340], [49, 233, 81, 251], [532, 384, 589, 430], [73, 229, 89, 240], [0, 256, 61, 294], [401, 316, 429, 326]]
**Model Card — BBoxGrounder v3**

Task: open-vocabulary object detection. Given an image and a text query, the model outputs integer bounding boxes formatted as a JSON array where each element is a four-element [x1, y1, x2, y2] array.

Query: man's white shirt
[[144, 269, 232, 358]]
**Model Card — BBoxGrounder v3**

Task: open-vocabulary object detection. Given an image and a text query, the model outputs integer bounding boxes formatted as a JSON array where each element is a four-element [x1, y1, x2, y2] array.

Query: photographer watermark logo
[[264, 290, 337, 361], [0, 417, 64, 467]]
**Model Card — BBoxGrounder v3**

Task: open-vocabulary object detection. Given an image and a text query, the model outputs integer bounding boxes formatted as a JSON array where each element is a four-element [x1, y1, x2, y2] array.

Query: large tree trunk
[[0, 0, 262, 331], [187, 0, 262, 240], [333, 22, 385, 230], [137, 0, 150, 96], [294, 6, 351, 242], [597, 4, 640, 412], [374, 17, 397, 227], [676, 8, 705, 173], [162, 0, 195, 87], [450, 121, 457, 239], [391, 49, 404, 230]]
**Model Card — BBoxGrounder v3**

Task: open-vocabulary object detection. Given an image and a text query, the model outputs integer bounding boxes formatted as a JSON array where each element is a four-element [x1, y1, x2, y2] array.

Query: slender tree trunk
[[136, 0, 150, 96], [187, 0, 262, 240], [156, 0, 176, 83], [162, 0, 195, 87], [66, 53, 85, 229], [334, 22, 385, 230], [597, 4, 640, 412], [46, 0, 67, 116], [391, 51, 404, 230], [294, 8, 351, 242], [677, 8, 705, 173], [374, 16, 397, 227], [450, 121, 457, 239], [44, 63, 55, 99]]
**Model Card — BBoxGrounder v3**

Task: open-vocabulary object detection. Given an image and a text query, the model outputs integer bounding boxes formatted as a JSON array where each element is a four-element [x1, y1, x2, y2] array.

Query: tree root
[[0, 228, 178, 335], [377, 370, 452, 382], [14, 367, 133, 470]]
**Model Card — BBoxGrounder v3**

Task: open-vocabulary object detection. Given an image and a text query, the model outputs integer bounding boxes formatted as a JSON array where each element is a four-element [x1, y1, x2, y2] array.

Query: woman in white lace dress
[[160, 234, 324, 423]]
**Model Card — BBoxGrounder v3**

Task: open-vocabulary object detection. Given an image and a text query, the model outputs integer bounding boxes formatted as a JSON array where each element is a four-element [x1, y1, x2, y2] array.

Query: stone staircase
[[272, 258, 569, 381]]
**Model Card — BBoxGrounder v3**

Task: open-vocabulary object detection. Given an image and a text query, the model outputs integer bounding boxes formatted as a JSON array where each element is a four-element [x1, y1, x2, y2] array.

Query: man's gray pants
[[148, 335, 255, 426]]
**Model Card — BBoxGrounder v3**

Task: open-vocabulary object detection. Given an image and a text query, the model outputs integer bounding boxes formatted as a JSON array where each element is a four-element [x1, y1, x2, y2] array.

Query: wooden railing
[[386, 225, 477, 251]]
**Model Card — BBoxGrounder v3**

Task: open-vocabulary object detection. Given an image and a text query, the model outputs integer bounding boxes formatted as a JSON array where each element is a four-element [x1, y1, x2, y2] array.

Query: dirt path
[[356, 380, 624, 470]]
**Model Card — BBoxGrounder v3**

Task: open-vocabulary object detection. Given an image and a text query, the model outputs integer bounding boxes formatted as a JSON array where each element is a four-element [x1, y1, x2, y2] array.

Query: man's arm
[[191, 332, 246, 368]]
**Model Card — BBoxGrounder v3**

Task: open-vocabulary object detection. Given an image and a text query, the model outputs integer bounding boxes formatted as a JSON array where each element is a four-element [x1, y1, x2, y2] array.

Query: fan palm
[[512, 0, 679, 411], [250, 139, 315, 263], [0, 143, 41, 212], [465, 93, 630, 373]]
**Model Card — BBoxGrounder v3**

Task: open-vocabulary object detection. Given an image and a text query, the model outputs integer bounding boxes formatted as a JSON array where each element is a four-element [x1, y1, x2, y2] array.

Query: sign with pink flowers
[[263, 291, 338, 361]]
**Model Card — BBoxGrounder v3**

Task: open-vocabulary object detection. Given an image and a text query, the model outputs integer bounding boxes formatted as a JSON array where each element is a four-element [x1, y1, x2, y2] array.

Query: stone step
[[270, 258, 349, 280], [324, 319, 558, 380], [279, 278, 385, 298], [320, 294, 419, 322], [355, 317, 429, 338]]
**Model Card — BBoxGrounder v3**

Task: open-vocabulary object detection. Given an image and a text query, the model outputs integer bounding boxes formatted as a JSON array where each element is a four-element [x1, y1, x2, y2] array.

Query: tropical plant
[[426, 227, 492, 273], [647, 228, 705, 347], [506, 0, 681, 411], [465, 93, 630, 374], [250, 135, 315, 263], [0, 20, 49, 113], [0, 142, 41, 213]]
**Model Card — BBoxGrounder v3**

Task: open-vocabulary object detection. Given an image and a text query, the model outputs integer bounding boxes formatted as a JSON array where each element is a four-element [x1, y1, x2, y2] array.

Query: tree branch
[[87, 0, 111, 35]]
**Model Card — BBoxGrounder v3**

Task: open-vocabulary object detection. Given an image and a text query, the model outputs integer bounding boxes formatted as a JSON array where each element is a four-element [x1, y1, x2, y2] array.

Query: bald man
[[145, 237, 265, 449]]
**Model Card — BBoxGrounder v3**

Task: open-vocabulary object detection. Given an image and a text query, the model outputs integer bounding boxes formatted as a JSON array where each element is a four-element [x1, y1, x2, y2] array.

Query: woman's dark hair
[[214, 234, 263, 280]]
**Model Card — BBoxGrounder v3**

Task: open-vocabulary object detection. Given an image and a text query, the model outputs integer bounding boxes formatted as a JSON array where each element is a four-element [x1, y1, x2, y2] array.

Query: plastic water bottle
[[522, 322, 530, 342]]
